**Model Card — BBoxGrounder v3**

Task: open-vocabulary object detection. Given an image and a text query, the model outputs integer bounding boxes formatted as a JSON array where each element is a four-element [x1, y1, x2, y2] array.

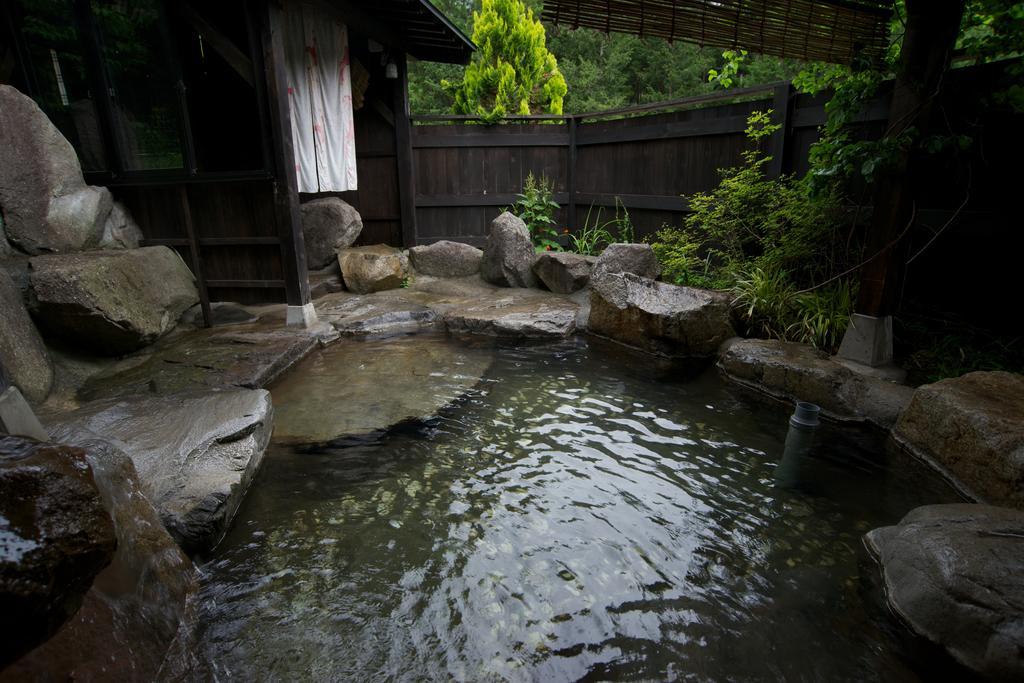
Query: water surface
[[198, 334, 959, 681]]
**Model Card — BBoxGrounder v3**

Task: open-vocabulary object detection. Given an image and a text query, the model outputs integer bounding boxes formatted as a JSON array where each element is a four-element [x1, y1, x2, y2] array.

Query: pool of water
[[197, 334, 960, 681]]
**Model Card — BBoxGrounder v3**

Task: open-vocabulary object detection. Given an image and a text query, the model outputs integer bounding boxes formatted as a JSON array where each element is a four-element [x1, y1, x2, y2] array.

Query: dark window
[[8, 0, 108, 172], [91, 0, 185, 171]]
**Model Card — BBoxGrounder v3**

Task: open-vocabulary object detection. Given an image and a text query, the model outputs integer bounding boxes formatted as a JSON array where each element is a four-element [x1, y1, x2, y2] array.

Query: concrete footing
[[285, 302, 319, 328], [0, 386, 49, 441], [838, 313, 893, 367]]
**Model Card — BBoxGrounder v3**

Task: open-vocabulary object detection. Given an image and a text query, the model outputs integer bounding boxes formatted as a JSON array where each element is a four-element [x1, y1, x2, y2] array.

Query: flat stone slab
[[894, 371, 1024, 507], [719, 338, 914, 428], [314, 292, 439, 337], [443, 294, 577, 339], [78, 328, 317, 402], [270, 334, 493, 444], [48, 389, 274, 555], [865, 504, 1024, 681]]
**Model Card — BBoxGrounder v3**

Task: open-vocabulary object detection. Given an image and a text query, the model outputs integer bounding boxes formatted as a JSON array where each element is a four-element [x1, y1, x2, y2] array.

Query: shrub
[[648, 109, 854, 352]]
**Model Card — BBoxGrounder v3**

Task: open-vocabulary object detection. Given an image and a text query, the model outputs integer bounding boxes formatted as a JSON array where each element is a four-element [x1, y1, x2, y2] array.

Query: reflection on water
[[198, 335, 958, 681]]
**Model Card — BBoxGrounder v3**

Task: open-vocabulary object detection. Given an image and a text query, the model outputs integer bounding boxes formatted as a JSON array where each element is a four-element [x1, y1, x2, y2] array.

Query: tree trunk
[[854, 0, 965, 316]]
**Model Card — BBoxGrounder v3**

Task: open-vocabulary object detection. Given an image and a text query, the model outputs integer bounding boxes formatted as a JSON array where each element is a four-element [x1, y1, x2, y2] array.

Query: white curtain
[[283, 4, 358, 193]]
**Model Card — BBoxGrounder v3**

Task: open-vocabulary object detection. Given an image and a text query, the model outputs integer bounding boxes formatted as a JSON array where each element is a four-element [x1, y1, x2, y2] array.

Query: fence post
[[768, 82, 793, 178], [567, 116, 577, 233]]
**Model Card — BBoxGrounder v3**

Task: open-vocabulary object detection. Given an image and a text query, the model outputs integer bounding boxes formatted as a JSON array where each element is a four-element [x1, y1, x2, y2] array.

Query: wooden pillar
[[853, 0, 965, 317], [393, 53, 418, 248], [767, 82, 792, 178], [567, 117, 578, 232], [258, 0, 310, 309]]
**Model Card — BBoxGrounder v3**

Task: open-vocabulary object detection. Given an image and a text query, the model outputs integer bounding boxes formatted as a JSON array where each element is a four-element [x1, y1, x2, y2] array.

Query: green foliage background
[[410, 0, 804, 115]]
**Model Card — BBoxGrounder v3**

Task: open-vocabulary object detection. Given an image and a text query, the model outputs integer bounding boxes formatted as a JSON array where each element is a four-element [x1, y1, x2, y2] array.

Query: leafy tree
[[442, 0, 566, 121]]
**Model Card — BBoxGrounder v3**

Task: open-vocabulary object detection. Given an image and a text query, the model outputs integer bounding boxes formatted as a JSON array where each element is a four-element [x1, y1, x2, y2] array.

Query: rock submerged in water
[[719, 338, 915, 428], [0, 269, 52, 404], [339, 244, 409, 294], [592, 243, 661, 280], [480, 212, 537, 288], [409, 240, 483, 278], [533, 252, 595, 294], [49, 389, 274, 555], [588, 272, 733, 357], [893, 370, 1024, 508], [270, 334, 493, 444], [300, 197, 363, 270], [28, 246, 199, 355], [0, 436, 116, 669], [864, 504, 1024, 681], [2, 438, 198, 682], [0, 86, 112, 254]]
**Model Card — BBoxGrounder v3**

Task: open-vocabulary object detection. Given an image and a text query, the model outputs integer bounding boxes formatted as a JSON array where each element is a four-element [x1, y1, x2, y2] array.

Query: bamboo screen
[[541, 0, 893, 65]]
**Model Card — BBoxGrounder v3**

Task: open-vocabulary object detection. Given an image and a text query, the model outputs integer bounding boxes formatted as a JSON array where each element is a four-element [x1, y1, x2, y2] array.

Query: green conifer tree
[[443, 0, 567, 121]]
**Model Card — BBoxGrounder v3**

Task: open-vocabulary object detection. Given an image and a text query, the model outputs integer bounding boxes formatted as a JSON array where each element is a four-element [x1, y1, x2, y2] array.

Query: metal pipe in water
[[774, 401, 821, 489]]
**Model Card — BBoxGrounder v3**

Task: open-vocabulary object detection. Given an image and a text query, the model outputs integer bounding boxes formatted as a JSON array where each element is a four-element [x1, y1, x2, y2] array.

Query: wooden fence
[[409, 82, 889, 246]]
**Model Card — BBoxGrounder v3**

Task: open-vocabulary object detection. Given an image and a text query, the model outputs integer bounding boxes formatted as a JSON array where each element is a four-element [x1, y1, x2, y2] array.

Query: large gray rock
[[865, 504, 1024, 681], [28, 246, 199, 355], [339, 244, 409, 294], [49, 389, 274, 554], [97, 201, 143, 250], [0, 269, 52, 404], [409, 240, 483, 278], [3, 438, 198, 681], [589, 272, 733, 357], [533, 251, 595, 294], [0, 436, 117, 669], [592, 243, 661, 280], [894, 371, 1024, 508], [480, 211, 537, 288], [719, 338, 914, 428], [300, 197, 363, 270], [0, 86, 112, 254]]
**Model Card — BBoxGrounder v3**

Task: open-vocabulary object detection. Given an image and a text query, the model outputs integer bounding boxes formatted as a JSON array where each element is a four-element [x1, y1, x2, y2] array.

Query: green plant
[[511, 172, 561, 252], [789, 281, 854, 351], [570, 205, 613, 255], [442, 0, 567, 123], [707, 49, 748, 89], [400, 275, 412, 288], [731, 266, 797, 341], [648, 225, 725, 289]]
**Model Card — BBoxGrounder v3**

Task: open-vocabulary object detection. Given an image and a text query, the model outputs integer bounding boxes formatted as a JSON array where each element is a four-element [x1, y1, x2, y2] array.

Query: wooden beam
[[576, 115, 749, 146], [259, 0, 310, 307], [393, 53, 418, 248], [567, 117, 578, 232], [177, 2, 255, 87], [767, 82, 792, 178], [178, 186, 212, 327], [412, 132, 570, 148]]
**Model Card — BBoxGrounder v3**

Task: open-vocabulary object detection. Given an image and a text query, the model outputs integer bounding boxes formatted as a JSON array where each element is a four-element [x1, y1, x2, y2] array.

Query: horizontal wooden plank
[[574, 193, 690, 212], [412, 133, 569, 148], [144, 237, 281, 247], [576, 114, 749, 146], [791, 99, 889, 128], [206, 279, 286, 288], [415, 192, 570, 207]]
